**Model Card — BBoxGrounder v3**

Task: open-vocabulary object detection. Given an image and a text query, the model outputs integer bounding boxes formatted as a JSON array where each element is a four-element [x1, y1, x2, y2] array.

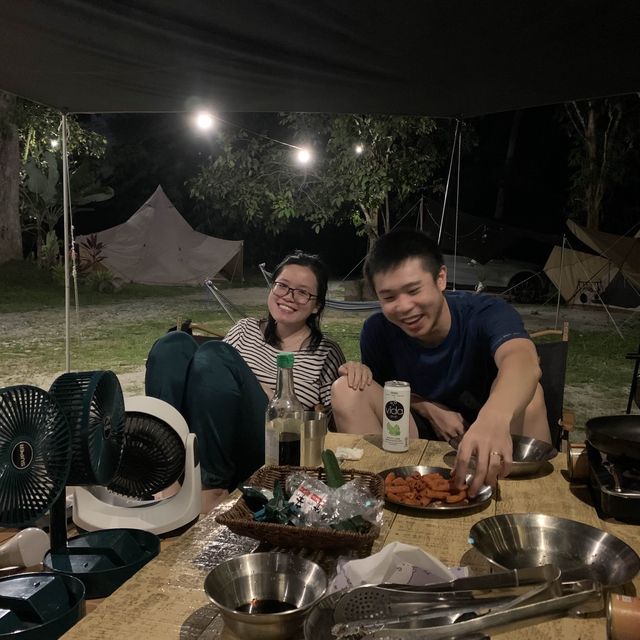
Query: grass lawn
[[1, 260, 637, 431]]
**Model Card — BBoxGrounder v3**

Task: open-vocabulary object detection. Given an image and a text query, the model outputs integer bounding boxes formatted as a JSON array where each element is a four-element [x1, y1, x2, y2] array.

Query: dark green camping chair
[[531, 322, 573, 451]]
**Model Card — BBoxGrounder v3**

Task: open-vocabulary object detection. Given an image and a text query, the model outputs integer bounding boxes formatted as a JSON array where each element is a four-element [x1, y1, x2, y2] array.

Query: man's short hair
[[363, 229, 445, 288]]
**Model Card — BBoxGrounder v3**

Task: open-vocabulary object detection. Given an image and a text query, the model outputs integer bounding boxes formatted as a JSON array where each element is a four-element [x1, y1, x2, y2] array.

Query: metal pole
[[438, 119, 460, 247], [554, 235, 566, 330], [452, 124, 462, 290], [61, 114, 71, 371]]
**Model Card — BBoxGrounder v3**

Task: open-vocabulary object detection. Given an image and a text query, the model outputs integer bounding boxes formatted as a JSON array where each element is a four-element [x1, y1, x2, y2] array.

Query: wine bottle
[[265, 352, 304, 466]]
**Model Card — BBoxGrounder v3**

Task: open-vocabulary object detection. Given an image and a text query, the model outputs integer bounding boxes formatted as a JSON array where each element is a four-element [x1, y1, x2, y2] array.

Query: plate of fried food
[[379, 465, 493, 512]]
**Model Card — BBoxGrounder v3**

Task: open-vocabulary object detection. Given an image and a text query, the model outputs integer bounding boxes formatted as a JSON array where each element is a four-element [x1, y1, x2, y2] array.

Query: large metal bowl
[[509, 434, 556, 477], [204, 552, 327, 640], [469, 513, 640, 587]]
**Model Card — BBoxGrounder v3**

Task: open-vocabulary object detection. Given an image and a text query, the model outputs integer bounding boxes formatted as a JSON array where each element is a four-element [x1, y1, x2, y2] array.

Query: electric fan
[[73, 395, 201, 535], [43, 371, 160, 599], [0, 385, 85, 638], [0, 386, 71, 527], [48, 370, 125, 485]]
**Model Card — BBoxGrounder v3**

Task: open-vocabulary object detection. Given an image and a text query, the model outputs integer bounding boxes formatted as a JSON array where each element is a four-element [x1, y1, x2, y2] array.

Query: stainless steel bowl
[[469, 513, 640, 587], [449, 434, 555, 477], [204, 552, 327, 640], [509, 434, 556, 477]]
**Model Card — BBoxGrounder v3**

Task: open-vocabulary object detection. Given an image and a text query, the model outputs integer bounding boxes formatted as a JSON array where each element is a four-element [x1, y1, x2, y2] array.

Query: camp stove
[[587, 442, 640, 522]]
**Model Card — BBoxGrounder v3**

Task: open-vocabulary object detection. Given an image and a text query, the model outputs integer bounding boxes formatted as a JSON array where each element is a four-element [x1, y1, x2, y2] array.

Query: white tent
[[78, 186, 243, 285]]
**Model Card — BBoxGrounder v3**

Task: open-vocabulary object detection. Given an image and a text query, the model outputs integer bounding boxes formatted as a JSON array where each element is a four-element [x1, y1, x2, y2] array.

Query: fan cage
[[0, 385, 71, 527], [49, 371, 125, 486], [108, 412, 185, 499]]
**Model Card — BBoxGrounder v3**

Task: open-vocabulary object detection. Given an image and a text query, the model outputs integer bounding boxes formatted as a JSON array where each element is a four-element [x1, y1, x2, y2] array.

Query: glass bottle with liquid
[[265, 352, 304, 466]]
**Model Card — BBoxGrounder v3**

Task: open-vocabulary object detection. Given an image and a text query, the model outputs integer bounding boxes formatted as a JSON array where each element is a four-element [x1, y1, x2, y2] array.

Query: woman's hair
[[263, 250, 328, 350]]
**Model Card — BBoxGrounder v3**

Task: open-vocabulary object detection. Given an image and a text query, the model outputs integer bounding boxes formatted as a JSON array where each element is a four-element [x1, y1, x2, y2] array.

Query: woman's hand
[[338, 361, 373, 390]]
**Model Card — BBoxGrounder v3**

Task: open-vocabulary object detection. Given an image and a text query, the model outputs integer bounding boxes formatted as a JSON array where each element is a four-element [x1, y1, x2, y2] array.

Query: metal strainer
[[331, 579, 554, 639], [304, 583, 602, 640], [332, 585, 513, 624], [333, 565, 560, 623]]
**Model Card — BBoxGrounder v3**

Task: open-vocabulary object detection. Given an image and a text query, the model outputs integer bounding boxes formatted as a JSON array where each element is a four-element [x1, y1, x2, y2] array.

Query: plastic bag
[[286, 473, 383, 529]]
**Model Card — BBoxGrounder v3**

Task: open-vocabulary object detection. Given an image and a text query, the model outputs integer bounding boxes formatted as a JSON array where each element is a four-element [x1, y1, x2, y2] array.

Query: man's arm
[[454, 337, 541, 495]]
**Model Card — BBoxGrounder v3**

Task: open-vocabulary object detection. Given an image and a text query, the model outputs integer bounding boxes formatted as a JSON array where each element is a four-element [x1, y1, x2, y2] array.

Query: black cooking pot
[[586, 415, 640, 461]]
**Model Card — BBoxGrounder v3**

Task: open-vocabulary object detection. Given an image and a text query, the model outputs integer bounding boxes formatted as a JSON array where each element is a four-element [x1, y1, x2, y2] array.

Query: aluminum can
[[383, 380, 410, 452], [607, 593, 640, 640]]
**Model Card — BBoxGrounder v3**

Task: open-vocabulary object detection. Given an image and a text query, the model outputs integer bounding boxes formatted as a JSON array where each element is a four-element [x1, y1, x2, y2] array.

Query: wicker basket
[[216, 465, 384, 553]]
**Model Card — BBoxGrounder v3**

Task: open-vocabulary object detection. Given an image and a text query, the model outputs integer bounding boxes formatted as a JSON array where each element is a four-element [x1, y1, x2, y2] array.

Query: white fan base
[[73, 434, 201, 536]]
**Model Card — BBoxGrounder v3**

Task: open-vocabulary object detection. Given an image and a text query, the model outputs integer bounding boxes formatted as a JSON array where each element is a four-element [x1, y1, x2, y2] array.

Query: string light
[[354, 143, 364, 155], [194, 111, 216, 130], [190, 110, 313, 163], [296, 147, 312, 165], [50, 139, 60, 149]]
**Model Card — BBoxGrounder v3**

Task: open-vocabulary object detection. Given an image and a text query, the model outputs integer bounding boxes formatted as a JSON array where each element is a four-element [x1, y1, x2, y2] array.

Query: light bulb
[[194, 112, 215, 131], [296, 148, 312, 164]]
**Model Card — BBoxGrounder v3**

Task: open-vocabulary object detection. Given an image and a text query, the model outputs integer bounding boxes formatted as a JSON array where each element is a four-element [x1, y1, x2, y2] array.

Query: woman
[[145, 251, 371, 511]]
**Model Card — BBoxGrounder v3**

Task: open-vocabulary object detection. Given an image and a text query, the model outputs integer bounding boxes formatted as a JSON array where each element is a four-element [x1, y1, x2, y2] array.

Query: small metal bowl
[[449, 434, 556, 477], [469, 513, 640, 587], [509, 434, 556, 477], [204, 552, 327, 640]]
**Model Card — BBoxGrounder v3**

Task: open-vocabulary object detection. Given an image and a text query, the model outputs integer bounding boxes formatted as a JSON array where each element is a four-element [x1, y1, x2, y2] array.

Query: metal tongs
[[330, 566, 602, 640]]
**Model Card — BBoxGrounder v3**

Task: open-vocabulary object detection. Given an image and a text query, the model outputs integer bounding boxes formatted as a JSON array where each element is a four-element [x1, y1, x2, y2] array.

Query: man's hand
[[411, 396, 467, 442], [338, 361, 373, 390], [454, 411, 513, 497], [453, 338, 540, 496]]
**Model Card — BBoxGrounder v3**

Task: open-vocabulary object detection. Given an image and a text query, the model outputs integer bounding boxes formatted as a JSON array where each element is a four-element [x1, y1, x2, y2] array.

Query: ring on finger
[[490, 451, 504, 461]]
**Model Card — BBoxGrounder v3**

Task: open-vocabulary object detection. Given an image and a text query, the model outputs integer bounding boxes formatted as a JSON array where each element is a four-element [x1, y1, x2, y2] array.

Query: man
[[332, 229, 551, 496]]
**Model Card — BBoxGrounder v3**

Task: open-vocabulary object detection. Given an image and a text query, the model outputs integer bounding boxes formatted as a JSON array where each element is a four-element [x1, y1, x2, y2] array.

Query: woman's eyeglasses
[[271, 281, 317, 304]]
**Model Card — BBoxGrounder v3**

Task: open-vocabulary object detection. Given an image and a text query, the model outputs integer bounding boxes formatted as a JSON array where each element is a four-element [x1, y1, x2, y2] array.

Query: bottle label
[[265, 423, 279, 466]]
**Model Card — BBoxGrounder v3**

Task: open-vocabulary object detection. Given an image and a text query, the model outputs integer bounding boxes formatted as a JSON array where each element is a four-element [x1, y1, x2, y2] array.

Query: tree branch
[[564, 102, 586, 140]]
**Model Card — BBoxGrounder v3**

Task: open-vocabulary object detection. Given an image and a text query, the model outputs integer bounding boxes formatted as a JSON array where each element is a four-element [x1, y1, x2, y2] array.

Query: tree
[[15, 101, 109, 263], [0, 91, 22, 263], [189, 114, 449, 246], [563, 97, 639, 230]]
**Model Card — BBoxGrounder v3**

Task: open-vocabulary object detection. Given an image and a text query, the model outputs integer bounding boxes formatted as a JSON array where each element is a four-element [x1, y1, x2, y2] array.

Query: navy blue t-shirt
[[360, 292, 529, 425]]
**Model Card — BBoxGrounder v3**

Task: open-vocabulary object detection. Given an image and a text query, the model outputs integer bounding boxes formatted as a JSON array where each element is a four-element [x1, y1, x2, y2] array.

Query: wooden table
[[60, 433, 640, 639]]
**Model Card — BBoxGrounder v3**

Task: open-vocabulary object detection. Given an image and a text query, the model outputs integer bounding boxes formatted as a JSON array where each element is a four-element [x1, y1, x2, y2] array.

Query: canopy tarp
[[77, 186, 243, 285], [0, 1, 639, 116]]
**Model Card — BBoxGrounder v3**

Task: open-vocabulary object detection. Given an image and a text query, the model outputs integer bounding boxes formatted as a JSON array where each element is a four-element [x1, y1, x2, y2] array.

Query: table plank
[[496, 454, 602, 527]]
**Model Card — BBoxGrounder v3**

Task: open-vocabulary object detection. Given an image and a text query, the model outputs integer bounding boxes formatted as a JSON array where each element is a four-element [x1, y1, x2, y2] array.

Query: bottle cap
[[276, 352, 294, 368]]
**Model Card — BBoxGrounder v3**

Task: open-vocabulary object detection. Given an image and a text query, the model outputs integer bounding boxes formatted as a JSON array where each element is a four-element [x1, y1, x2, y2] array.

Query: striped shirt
[[224, 317, 345, 415]]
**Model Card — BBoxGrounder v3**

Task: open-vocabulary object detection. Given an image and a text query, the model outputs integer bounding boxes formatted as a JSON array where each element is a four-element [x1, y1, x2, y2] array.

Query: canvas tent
[[544, 221, 640, 308], [77, 186, 243, 285]]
